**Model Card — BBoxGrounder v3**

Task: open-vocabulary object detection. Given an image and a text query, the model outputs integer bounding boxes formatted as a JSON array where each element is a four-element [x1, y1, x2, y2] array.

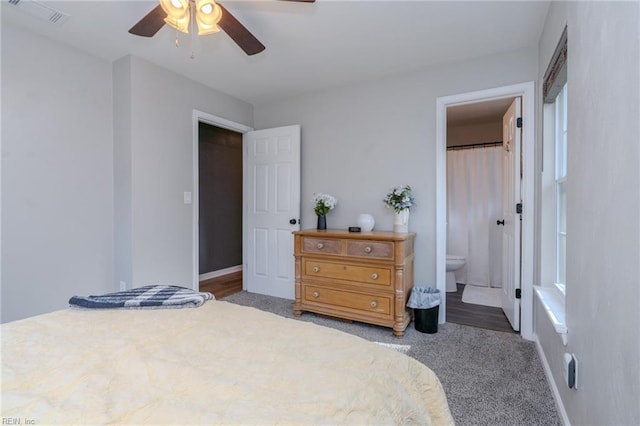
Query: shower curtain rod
[[447, 141, 503, 151]]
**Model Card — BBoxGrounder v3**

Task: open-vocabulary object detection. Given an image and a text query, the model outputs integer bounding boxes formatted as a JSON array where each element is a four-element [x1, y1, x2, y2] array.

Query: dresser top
[[293, 229, 415, 241]]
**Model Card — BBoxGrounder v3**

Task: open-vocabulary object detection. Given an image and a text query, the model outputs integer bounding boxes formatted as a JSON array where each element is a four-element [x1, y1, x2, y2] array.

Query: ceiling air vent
[[8, 0, 70, 25]]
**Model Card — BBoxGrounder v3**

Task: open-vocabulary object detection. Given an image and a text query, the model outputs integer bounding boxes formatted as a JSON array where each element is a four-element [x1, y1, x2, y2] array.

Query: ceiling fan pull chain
[[190, 27, 195, 58], [190, 1, 195, 59]]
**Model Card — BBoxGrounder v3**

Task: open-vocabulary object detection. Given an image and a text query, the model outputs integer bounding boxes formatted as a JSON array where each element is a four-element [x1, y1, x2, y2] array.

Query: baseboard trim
[[199, 265, 242, 281], [533, 333, 571, 426]]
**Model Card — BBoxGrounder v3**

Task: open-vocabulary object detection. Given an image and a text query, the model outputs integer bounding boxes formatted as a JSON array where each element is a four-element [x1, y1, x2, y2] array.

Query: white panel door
[[244, 125, 300, 299], [501, 98, 522, 331]]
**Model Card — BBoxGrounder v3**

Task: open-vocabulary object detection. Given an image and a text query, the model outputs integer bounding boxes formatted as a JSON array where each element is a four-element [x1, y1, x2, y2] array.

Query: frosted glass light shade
[[160, 0, 190, 33], [195, 0, 222, 35]]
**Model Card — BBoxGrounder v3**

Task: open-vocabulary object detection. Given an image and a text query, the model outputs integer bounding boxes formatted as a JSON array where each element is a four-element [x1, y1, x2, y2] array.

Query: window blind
[[543, 26, 568, 103]]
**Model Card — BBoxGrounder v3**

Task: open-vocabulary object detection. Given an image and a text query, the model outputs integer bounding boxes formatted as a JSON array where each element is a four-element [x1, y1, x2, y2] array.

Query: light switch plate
[[183, 192, 192, 204]]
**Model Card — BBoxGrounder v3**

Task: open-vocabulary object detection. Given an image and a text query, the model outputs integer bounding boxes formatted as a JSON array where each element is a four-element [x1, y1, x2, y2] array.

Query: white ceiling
[[2, 0, 550, 105]]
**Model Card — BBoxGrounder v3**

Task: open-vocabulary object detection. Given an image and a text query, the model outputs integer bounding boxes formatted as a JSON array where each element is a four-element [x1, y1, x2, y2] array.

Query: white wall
[[113, 56, 253, 289], [254, 47, 537, 291], [113, 57, 134, 290], [1, 26, 254, 321], [535, 2, 640, 424], [447, 121, 502, 147], [1, 24, 114, 322]]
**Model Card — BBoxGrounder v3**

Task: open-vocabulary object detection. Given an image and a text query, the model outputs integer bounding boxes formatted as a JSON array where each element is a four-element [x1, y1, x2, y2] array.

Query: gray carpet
[[222, 291, 561, 426]]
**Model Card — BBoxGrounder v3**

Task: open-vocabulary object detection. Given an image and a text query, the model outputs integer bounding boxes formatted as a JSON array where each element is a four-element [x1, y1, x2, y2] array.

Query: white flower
[[383, 185, 415, 213], [312, 193, 337, 216]]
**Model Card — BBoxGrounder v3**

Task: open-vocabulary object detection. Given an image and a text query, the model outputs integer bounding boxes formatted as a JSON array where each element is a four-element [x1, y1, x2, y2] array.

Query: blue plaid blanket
[[69, 285, 214, 309]]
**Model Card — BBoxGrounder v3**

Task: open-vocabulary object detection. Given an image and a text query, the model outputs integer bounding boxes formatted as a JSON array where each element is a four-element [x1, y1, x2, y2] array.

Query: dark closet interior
[[198, 122, 243, 274]]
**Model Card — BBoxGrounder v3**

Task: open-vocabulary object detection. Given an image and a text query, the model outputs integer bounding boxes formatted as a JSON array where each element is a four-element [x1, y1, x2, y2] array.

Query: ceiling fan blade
[[128, 5, 166, 37], [218, 3, 266, 56]]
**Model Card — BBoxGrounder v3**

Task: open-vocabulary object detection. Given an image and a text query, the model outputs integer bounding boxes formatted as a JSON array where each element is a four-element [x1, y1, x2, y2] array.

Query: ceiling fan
[[129, 0, 315, 56]]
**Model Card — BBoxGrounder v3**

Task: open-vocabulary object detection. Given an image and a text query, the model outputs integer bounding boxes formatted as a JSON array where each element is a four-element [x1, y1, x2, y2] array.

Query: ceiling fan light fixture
[[160, 0, 190, 33], [195, 0, 222, 35], [131, 0, 313, 54]]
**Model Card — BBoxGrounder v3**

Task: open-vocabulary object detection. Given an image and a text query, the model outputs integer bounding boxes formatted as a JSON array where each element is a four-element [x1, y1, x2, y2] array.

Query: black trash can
[[407, 286, 441, 334], [414, 305, 439, 334]]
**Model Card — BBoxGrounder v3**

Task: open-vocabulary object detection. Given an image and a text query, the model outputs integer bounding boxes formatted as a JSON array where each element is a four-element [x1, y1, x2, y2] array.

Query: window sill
[[534, 285, 568, 345]]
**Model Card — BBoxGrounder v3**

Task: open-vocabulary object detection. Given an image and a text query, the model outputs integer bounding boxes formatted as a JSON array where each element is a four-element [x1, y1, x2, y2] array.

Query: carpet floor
[[222, 291, 561, 426]]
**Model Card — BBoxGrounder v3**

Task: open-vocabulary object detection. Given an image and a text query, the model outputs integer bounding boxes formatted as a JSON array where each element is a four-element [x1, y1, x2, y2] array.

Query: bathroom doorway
[[444, 99, 513, 332], [435, 82, 535, 340]]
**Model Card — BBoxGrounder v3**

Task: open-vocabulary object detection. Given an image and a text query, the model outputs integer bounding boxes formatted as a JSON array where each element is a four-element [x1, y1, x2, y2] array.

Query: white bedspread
[[1, 300, 453, 425]]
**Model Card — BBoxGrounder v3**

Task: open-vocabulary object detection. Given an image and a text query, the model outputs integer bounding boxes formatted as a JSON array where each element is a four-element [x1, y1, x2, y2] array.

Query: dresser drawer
[[301, 237, 343, 255], [303, 260, 391, 286], [304, 286, 392, 316], [346, 240, 394, 260]]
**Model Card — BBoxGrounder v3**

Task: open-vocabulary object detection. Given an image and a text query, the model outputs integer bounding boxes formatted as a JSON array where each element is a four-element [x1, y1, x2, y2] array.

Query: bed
[[1, 298, 453, 424]]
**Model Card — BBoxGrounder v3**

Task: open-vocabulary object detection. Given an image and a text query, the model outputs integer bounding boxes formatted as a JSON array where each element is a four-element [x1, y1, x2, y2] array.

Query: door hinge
[[516, 117, 523, 128], [516, 203, 523, 214], [515, 289, 522, 299]]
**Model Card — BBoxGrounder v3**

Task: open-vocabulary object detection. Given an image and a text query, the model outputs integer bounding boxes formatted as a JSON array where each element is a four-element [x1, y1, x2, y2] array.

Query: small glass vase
[[317, 215, 327, 230]]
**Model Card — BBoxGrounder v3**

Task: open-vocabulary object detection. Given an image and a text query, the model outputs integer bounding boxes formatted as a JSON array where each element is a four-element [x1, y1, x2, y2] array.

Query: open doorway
[[190, 112, 300, 300], [444, 98, 515, 333], [197, 122, 243, 298], [435, 82, 535, 340], [191, 111, 253, 297]]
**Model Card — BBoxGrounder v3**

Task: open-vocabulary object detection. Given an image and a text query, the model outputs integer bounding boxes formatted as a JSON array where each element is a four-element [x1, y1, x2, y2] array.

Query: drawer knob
[[371, 273, 379, 280], [316, 243, 324, 249], [313, 266, 320, 273], [364, 246, 372, 253], [370, 300, 378, 308], [313, 291, 320, 298]]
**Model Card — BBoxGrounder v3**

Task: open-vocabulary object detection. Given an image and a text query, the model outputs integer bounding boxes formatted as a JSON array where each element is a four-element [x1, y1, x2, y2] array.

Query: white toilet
[[446, 255, 466, 292]]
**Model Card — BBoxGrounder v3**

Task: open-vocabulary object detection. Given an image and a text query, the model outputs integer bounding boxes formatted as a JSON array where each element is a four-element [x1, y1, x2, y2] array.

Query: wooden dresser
[[293, 229, 415, 337]]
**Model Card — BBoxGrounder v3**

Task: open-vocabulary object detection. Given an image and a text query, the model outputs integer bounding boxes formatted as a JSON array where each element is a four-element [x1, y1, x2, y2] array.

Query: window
[[540, 25, 568, 293], [554, 83, 567, 293], [535, 27, 568, 342]]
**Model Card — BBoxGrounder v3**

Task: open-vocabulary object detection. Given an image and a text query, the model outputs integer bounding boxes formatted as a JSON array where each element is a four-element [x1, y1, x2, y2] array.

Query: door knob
[[289, 218, 298, 225], [497, 219, 505, 226]]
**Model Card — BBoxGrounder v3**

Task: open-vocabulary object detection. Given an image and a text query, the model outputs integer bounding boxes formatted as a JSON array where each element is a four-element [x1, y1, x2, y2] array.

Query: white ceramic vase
[[393, 209, 410, 233], [357, 214, 375, 232]]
